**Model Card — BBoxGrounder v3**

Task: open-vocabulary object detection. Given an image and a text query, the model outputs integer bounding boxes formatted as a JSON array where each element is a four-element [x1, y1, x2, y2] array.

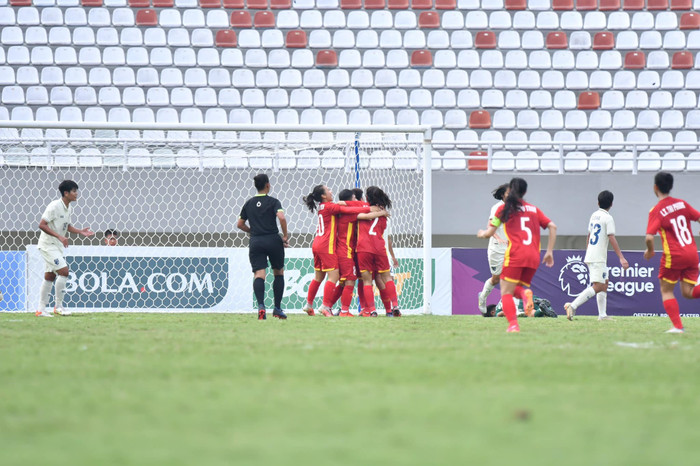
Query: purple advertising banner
[[452, 249, 700, 317]]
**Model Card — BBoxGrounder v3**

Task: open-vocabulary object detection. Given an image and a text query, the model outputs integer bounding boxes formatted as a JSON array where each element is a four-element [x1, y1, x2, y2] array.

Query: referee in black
[[237, 174, 289, 320]]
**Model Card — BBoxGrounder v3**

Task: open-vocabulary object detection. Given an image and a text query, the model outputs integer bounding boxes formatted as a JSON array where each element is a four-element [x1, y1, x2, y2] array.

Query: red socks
[[340, 285, 354, 311], [306, 279, 321, 307], [330, 281, 344, 307], [379, 288, 392, 313], [663, 298, 683, 330], [501, 294, 518, 326], [362, 285, 376, 312], [693, 285, 700, 299], [384, 280, 398, 307], [513, 286, 525, 300], [322, 281, 337, 308], [358, 279, 368, 310]]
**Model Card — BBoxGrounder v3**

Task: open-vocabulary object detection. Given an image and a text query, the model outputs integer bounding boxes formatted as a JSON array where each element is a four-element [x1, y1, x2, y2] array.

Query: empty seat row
[[4, 0, 230, 7], [1, 26, 217, 46]]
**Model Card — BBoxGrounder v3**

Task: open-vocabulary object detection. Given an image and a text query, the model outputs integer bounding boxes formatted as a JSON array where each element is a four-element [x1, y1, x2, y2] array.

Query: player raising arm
[[302, 184, 373, 317], [477, 178, 557, 333], [36, 180, 94, 317], [564, 190, 628, 321], [644, 172, 700, 333]]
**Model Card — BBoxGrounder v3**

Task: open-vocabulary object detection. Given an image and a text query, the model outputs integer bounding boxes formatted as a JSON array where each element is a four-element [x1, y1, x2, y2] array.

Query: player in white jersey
[[35, 180, 94, 317], [564, 191, 628, 321], [478, 184, 509, 315]]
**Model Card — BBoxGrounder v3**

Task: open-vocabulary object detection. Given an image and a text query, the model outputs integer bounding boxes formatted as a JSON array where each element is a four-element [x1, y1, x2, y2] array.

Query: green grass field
[[1, 313, 698, 466]]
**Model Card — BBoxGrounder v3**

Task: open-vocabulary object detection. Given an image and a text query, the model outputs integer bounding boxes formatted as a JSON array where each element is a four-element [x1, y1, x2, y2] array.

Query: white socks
[[571, 286, 596, 311], [596, 291, 608, 318], [54, 275, 67, 307], [481, 278, 496, 297], [38, 280, 53, 310]]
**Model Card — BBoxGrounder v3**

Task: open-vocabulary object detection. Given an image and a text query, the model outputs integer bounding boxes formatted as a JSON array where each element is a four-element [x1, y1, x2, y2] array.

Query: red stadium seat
[[552, 0, 574, 9], [546, 32, 568, 49], [469, 111, 491, 129], [128, 0, 150, 6], [598, 0, 620, 9], [593, 32, 615, 50], [82, 0, 103, 5], [435, 0, 457, 8], [9, 0, 32, 5], [680, 12, 700, 29], [411, 50, 433, 66], [136, 9, 158, 26], [672, 51, 694, 69], [623, 0, 643, 8], [365, 0, 386, 8], [412, 0, 433, 8], [247, 0, 268, 8], [223, 0, 245, 6], [418, 12, 440, 28], [200, 0, 221, 6], [215, 30, 238, 47], [576, 0, 597, 9], [475, 31, 497, 49], [388, 0, 409, 7], [286, 30, 308, 48], [341, 0, 362, 8], [624, 51, 646, 69], [671, 0, 692, 9], [646, 0, 668, 9], [505, 0, 527, 9], [152, 0, 173, 6], [316, 50, 338, 67], [270, 0, 291, 7], [254, 11, 276, 27], [468, 151, 488, 171], [231, 11, 252, 27], [578, 91, 600, 109]]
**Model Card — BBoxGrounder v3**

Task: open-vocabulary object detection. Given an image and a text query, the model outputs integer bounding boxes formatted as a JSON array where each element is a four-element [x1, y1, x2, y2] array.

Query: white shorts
[[487, 248, 506, 276], [38, 245, 67, 273], [587, 262, 608, 284]]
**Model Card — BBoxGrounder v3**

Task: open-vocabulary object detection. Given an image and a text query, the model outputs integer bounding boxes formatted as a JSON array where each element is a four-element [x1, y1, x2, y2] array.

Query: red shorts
[[357, 252, 390, 274], [313, 251, 338, 272], [658, 266, 700, 285], [501, 266, 537, 287], [338, 256, 358, 280]]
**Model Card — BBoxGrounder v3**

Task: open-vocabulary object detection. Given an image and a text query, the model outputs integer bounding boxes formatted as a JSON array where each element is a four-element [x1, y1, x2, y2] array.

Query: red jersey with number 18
[[357, 215, 388, 255], [312, 202, 370, 255], [646, 196, 700, 270], [491, 201, 551, 269]]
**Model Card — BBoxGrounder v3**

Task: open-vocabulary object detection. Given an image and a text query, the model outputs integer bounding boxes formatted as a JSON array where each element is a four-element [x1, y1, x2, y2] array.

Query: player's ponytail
[[366, 186, 392, 209], [492, 183, 509, 201], [501, 178, 527, 222], [303, 184, 326, 212]]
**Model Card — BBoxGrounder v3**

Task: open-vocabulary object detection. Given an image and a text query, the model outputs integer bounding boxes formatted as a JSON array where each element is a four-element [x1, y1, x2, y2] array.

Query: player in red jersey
[[356, 186, 401, 317], [333, 189, 389, 316], [302, 184, 374, 316], [478, 178, 557, 333], [644, 172, 700, 333]]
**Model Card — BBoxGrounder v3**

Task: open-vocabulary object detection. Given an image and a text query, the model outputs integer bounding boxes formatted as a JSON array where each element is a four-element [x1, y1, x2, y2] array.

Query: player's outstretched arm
[[236, 218, 251, 234], [608, 234, 628, 269], [68, 225, 94, 237], [542, 221, 557, 267], [644, 234, 655, 260], [477, 225, 497, 239]]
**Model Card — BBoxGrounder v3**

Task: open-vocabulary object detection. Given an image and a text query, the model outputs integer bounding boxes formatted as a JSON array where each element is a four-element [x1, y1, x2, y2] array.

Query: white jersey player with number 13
[[565, 190, 628, 321]]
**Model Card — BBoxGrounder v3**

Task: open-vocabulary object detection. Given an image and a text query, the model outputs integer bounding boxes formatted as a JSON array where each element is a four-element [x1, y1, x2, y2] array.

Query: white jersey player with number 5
[[565, 191, 628, 321]]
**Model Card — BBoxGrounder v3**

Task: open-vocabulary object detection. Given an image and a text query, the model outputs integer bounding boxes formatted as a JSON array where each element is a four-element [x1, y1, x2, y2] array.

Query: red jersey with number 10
[[357, 215, 388, 255], [491, 201, 551, 268], [313, 202, 370, 255], [646, 196, 700, 269]]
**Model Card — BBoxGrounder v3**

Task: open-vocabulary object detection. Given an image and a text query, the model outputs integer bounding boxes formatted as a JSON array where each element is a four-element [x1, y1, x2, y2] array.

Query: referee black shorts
[[249, 234, 285, 272]]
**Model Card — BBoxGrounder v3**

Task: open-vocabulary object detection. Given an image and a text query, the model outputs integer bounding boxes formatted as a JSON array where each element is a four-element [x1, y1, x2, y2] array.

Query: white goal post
[[0, 122, 432, 315]]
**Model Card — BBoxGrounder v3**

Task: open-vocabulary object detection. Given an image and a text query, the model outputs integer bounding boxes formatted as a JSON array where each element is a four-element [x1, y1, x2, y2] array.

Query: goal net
[[0, 123, 432, 315]]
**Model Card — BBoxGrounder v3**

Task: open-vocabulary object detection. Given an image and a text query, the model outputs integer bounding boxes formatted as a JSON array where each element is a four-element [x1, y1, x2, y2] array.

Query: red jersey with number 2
[[646, 197, 700, 269], [357, 215, 388, 255], [491, 201, 551, 269], [313, 202, 369, 255]]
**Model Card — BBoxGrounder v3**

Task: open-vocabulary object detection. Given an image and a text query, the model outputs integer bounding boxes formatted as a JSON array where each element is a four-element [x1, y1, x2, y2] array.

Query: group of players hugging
[[478, 172, 700, 333], [35, 171, 700, 331]]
